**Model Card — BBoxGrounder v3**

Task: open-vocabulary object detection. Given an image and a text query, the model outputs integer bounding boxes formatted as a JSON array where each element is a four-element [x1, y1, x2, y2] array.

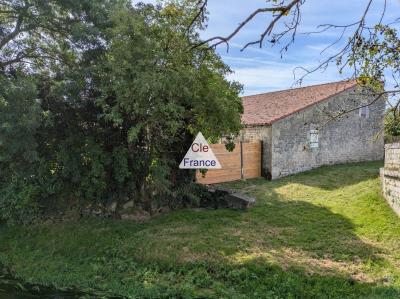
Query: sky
[[140, 0, 400, 95]]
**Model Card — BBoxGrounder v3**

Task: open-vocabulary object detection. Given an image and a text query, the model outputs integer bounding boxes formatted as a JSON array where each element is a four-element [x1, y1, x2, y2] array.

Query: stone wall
[[381, 143, 400, 216], [269, 86, 385, 179]]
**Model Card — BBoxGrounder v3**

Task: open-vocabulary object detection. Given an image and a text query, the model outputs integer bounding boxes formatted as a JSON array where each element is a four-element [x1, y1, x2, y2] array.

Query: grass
[[1, 161, 400, 298]]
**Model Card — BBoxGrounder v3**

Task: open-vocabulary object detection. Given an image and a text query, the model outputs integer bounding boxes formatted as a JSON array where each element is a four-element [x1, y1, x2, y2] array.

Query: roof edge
[[243, 83, 358, 126], [242, 79, 357, 99]]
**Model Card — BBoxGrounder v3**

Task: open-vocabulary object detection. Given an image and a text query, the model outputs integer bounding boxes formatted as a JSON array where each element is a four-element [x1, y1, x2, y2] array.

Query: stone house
[[241, 80, 385, 179]]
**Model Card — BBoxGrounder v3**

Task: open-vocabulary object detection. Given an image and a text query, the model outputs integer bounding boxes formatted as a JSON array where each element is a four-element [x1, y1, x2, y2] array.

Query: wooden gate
[[196, 142, 262, 184]]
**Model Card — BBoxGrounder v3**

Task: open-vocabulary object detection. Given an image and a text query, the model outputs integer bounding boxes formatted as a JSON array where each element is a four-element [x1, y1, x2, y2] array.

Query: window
[[310, 129, 319, 148], [359, 106, 369, 118]]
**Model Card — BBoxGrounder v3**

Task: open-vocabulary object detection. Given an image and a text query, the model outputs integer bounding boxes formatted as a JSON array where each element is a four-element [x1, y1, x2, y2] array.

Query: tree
[[0, 0, 243, 223], [96, 2, 242, 210], [0, 0, 120, 71], [385, 109, 400, 142]]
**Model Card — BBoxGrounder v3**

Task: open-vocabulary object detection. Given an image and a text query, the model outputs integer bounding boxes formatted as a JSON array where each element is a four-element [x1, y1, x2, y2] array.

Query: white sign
[[310, 129, 319, 148], [179, 132, 221, 169]]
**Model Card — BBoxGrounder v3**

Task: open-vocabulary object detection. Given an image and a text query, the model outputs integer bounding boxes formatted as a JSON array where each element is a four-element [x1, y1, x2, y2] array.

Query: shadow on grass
[[0, 162, 397, 298], [0, 200, 397, 298], [108, 195, 392, 297], [146, 257, 400, 298], [210, 163, 385, 260]]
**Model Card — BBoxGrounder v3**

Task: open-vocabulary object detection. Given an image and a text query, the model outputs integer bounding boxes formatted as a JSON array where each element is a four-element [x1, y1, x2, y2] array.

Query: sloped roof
[[241, 80, 358, 126]]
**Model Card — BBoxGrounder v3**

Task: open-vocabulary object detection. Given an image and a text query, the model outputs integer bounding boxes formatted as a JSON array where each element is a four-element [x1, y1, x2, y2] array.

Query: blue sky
[[140, 0, 400, 95]]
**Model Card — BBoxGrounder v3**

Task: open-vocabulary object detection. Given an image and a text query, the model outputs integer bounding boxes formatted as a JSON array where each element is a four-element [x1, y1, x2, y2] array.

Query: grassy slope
[[1, 161, 400, 298]]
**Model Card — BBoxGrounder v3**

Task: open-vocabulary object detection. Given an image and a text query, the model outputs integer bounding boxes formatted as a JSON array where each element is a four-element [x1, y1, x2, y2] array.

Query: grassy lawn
[[1, 161, 400, 298]]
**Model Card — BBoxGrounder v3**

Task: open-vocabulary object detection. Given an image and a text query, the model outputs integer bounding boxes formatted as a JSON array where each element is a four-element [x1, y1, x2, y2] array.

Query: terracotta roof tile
[[241, 80, 358, 126]]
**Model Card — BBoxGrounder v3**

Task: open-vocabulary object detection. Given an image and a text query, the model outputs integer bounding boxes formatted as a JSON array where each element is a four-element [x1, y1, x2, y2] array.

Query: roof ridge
[[242, 79, 357, 98]]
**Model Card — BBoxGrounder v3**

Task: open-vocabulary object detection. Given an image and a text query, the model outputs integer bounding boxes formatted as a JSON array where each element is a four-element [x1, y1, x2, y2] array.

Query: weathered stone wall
[[269, 86, 385, 179], [241, 125, 272, 177], [241, 126, 270, 143], [381, 143, 400, 216]]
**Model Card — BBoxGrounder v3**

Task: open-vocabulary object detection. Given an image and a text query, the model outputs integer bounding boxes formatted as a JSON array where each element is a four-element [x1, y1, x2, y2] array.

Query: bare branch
[[293, 0, 376, 84], [193, 0, 303, 50], [241, 0, 303, 51]]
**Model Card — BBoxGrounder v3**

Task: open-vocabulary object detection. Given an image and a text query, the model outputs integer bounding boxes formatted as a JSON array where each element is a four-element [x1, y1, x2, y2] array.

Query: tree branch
[[0, 13, 23, 49], [193, 0, 303, 50], [241, 0, 303, 51], [186, 0, 208, 35]]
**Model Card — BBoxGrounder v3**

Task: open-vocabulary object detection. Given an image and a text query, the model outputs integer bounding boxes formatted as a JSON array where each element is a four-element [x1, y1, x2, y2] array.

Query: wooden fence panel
[[196, 142, 261, 184], [242, 142, 262, 179]]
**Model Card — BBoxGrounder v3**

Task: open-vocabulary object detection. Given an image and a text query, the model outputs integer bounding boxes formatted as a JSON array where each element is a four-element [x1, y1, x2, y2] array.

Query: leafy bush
[[0, 74, 43, 223]]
